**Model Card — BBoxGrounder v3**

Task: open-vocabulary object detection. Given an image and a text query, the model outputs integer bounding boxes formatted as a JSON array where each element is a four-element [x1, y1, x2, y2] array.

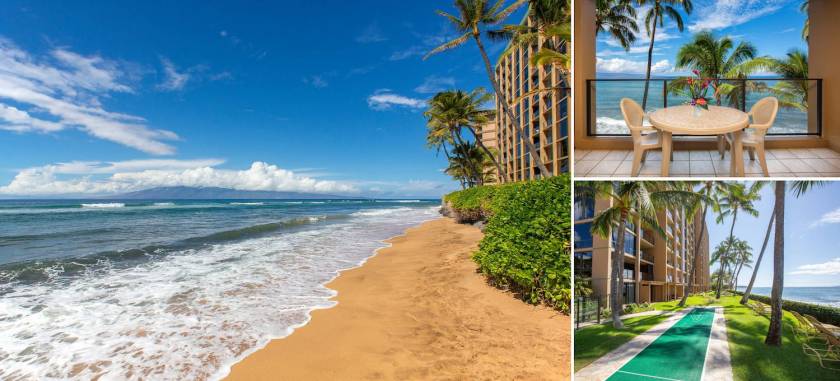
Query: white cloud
[[156, 57, 191, 91], [790, 258, 840, 276], [0, 38, 178, 154], [596, 57, 673, 74], [414, 75, 455, 94], [367, 90, 426, 110], [302, 75, 328, 88], [689, 0, 787, 32], [0, 160, 357, 196], [389, 46, 426, 61], [355, 23, 387, 43], [811, 207, 840, 227]]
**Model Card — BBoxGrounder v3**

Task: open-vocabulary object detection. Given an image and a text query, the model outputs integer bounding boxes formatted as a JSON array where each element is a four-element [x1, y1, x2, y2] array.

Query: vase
[[692, 106, 703, 117]]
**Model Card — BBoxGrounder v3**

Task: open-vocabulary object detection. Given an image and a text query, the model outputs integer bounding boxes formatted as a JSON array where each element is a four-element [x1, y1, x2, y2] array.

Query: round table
[[648, 105, 750, 176]]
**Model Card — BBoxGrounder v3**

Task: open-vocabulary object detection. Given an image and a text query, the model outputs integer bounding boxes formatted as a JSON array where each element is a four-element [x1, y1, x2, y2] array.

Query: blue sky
[[596, 0, 808, 76], [0, 1, 518, 198], [706, 182, 840, 288]]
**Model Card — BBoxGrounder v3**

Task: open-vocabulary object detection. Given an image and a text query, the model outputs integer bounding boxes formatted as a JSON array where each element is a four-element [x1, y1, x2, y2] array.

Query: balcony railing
[[586, 78, 823, 137], [641, 251, 655, 263]]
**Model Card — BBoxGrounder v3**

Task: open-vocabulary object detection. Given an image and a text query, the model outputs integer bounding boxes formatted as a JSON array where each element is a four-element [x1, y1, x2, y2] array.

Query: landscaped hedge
[[444, 175, 571, 312], [733, 291, 840, 326], [441, 185, 498, 223]]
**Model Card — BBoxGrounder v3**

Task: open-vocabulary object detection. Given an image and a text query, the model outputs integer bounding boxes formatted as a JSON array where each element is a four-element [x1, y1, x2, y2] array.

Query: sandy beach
[[225, 217, 570, 380]]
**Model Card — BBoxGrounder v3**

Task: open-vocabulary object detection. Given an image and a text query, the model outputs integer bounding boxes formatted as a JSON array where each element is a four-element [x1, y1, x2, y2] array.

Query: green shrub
[[442, 185, 498, 223], [462, 175, 571, 312], [733, 291, 840, 326]]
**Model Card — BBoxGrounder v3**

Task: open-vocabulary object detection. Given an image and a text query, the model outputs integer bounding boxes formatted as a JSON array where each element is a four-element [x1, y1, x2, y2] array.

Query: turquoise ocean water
[[736, 286, 840, 308], [591, 80, 811, 135], [0, 199, 439, 380]]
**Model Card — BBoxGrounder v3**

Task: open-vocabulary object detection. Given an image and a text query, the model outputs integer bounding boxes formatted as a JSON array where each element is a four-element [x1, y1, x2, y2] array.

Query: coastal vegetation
[[443, 175, 571, 312], [425, 88, 500, 187]]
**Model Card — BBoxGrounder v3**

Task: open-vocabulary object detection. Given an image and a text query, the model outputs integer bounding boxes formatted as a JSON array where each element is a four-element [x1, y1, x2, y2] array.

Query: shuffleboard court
[[607, 308, 716, 381]]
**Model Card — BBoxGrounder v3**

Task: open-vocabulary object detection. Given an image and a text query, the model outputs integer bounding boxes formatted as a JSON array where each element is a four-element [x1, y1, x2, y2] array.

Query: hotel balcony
[[572, 0, 840, 178]]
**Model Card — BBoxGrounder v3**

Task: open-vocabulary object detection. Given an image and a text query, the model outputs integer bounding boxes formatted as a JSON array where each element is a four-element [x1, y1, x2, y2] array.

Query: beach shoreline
[[224, 217, 570, 380]]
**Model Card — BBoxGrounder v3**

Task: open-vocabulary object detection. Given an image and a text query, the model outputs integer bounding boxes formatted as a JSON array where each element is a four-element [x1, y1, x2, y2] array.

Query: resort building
[[574, 194, 710, 304], [493, 15, 570, 181]]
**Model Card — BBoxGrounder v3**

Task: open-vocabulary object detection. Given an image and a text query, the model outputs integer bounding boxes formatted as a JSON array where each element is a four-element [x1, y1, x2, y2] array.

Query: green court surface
[[607, 308, 715, 381]]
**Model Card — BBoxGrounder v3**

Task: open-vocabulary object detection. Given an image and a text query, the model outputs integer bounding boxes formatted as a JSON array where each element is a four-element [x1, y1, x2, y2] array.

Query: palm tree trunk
[[765, 181, 785, 346], [741, 205, 776, 304], [716, 213, 737, 298], [641, 13, 658, 110], [466, 126, 507, 182], [679, 202, 708, 307], [473, 34, 552, 179], [611, 212, 628, 329]]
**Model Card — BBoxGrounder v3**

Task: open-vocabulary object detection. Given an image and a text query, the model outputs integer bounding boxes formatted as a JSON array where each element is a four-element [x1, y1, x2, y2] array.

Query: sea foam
[[0, 206, 438, 380]]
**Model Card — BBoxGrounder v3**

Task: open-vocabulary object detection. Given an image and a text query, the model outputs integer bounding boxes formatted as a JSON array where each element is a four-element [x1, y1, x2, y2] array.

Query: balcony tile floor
[[574, 148, 840, 178]]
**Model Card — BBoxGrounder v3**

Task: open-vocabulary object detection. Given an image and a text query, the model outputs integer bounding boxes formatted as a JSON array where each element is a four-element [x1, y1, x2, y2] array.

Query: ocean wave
[[153, 202, 175, 206], [376, 199, 423, 203], [81, 203, 125, 208], [229, 202, 265, 206], [0, 206, 437, 380], [351, 207, 414, 217]]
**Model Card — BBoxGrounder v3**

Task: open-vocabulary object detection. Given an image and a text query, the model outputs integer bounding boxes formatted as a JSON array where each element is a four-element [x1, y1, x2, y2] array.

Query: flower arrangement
[[685, 69, 715, 111]]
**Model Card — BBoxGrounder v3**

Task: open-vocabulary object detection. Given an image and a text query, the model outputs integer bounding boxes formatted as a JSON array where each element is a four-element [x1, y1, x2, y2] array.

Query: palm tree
[[739, 203, 775, 305], [801, 0, 809, 41], [425, 89, 507, 182], [730, 239, 753, 291], [770, 49, 809, 111], [766, 181, 786, 346], [496, 0, 571, 77], [579, 181, 697, 328], [678, 180, 723, 307], [637, 0, 694, 110], [673, 31, 774, 107], [765, 181, 825, 346], [595, 0, 639, 50], [710, 237, 736, 288], [425, 0, 552, 179], [448, 142, 497, 185], [713, 182, 761, 299]]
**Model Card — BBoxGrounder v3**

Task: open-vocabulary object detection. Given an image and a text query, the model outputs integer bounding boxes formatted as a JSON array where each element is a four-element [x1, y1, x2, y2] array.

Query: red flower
[[696, 98, 707, 106], [687, 78, 694, 85], [692, 69, 700, 76]]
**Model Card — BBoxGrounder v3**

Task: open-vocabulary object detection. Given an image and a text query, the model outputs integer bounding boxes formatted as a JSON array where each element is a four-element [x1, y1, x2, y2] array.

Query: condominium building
[[573, 194, 710, 304], [494, 15, 570, 181]]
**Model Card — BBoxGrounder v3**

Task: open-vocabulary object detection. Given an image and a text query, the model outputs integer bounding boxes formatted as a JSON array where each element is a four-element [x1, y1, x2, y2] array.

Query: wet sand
[[225, 217, 570, 380]]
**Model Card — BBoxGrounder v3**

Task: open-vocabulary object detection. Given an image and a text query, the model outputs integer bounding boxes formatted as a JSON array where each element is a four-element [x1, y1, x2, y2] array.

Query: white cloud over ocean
[[0, 37, 179, 154], [0, 160, 357, 196], [790, 258, 840, 276], [596, 57, 673, 74]]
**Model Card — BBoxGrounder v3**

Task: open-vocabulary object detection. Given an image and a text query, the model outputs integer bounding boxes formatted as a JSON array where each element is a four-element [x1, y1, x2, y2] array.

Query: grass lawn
[[573, 313, 670, 371], [573, 294, 838, 380]]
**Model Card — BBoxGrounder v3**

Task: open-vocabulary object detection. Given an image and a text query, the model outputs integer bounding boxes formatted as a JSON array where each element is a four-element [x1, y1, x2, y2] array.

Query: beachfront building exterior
[[493, 15, 570, 181], [574, 193, 710, 304]]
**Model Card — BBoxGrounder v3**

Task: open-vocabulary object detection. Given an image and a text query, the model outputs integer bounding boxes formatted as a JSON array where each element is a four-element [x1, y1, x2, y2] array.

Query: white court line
[[702, 306, 734, 381], [614, 370, 683, 380]]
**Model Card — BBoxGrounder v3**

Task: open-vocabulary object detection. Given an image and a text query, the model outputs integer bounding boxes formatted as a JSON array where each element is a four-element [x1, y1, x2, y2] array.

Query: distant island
[[106, 186, 367, 200]]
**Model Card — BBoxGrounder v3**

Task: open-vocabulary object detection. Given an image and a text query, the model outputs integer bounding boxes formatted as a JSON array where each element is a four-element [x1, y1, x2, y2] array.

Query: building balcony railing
[[640, 251, 655, 263], [585, 78, 823, 137]]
